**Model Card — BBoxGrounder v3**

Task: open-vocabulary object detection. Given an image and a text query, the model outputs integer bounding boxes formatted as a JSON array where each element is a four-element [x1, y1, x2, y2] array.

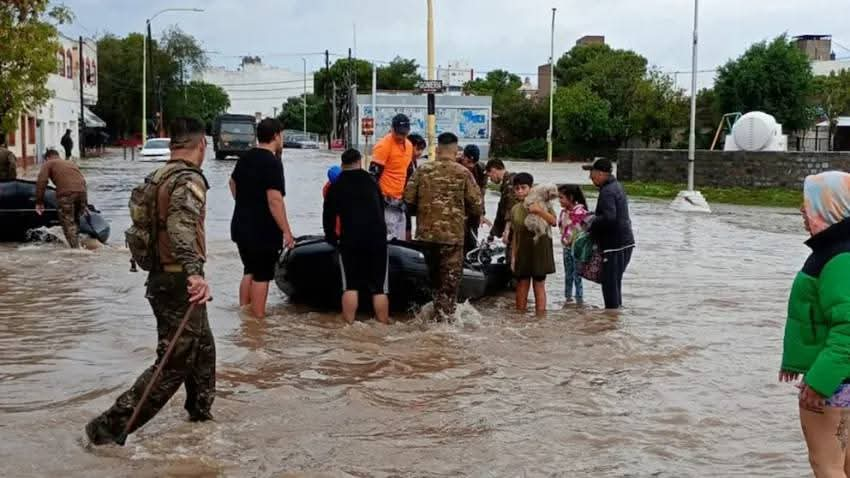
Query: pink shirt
[[558, 204, 589, 247]]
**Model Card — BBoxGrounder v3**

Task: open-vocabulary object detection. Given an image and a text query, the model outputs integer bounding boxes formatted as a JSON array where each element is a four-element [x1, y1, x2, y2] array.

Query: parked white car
[[140, 138, 171, 161]]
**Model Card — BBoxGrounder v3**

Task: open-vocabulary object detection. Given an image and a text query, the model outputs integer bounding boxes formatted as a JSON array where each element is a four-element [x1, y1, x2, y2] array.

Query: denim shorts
[[801, 383, 850, 408]]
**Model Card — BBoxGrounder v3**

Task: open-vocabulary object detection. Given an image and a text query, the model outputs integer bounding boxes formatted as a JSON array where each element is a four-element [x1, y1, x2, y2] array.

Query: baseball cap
[[391, 114, 411, 135], [463, 144, 481, 162], [582, 157, 613, 173]]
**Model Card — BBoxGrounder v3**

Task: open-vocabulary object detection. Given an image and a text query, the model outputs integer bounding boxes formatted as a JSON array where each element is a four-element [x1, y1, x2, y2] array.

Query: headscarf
[[803, 171, 850, 236]]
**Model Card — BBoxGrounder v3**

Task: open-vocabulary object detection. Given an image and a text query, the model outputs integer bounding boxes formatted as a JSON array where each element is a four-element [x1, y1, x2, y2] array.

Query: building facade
[[6, 34, 99, 166], [201, 58, 313, 119], [437, 61, 473, 96]]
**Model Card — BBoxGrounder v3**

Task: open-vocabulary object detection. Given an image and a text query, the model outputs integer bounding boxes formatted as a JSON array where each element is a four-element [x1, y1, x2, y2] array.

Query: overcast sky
[[62, 0, 850, 90]]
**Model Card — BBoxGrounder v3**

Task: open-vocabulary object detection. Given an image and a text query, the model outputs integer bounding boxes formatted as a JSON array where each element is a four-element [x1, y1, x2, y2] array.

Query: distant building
[[537, 64, 552, 98], [201, 57, 313, 119], [6, 33, 101, 167], [576, 35, 605, 47], [437, 60, 473, 96], [795, 35, 834, 62], [519, 77, 538, 98]]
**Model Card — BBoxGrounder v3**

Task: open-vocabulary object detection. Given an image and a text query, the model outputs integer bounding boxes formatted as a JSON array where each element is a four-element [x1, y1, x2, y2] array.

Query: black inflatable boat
[[0, 180, 110, 243], [275, 237, 512, 312]]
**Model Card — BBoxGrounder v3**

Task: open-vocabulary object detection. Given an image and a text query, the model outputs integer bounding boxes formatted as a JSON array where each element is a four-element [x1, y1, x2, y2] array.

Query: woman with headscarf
[[780, 171, 850, 476]]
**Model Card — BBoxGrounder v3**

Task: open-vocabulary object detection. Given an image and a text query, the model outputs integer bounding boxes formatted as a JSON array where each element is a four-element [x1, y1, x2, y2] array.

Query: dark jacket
[[323, 169, 386, 250], [61, 133, 73, 151], [781, 219, 850, 397], [589, 176, 635, 251]]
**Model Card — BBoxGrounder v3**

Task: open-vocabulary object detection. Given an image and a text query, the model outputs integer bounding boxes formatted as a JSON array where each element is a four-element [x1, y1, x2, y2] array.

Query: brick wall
[[617, 149, 850, 188]]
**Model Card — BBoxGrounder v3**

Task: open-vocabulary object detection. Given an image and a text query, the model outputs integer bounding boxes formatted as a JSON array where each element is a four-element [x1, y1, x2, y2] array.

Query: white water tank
[[724, 111, 788, 152]]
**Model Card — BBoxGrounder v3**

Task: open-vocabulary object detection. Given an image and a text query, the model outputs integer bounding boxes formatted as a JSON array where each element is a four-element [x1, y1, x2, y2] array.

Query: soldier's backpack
[[125, 164, 191, 271]]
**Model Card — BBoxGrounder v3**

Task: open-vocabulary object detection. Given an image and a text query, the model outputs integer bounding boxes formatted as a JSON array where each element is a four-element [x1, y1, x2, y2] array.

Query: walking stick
[[115, 303, 196, 446]]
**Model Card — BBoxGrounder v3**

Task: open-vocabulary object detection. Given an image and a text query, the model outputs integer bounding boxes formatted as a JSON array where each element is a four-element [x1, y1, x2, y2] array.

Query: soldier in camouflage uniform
[[404, 132, 483, 320], [86, 118, 215, 446], [484, 158, 518, 244], [35, 149, 88, 248], [0, 134, 16, 181]]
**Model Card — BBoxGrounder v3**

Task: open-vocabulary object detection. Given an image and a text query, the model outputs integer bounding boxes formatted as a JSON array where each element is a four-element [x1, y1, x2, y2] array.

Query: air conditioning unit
[[724, 111, 788, 152]]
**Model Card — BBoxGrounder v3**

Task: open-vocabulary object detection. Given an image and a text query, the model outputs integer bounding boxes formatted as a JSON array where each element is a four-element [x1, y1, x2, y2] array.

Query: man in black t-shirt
[[323, 149, 389, 324], [229, 118, 295, 318]]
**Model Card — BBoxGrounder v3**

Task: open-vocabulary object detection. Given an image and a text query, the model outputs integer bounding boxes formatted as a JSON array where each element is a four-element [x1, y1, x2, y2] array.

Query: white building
[[812, 58, 850, 76], [437, 60, 473, 96], [201, 58, 313, 120], [6, 33, 100, 166]]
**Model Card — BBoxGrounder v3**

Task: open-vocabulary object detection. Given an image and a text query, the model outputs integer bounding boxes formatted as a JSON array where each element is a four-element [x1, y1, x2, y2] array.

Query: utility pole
[[426, 0, 436, 161], [347, 48, 353, 147], [332, 83, 338, 146], [78, 36, 86, 159], [147, 20, 155, 137], [142, 26, 147, 140], [302, 58, 308, 136], [325, 49, 331, 148], [547, 8, 556, 164]]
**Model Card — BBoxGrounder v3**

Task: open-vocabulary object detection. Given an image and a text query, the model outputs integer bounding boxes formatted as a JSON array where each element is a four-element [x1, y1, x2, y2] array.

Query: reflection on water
[[0, 152, 811, 476]]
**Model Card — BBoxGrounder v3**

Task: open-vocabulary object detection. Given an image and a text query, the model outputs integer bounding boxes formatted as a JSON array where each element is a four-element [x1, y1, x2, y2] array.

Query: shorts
[[237, 243, 280, 282], [825, 384, 850, 408], [385, 204, 406, 240], [339, 247, 389, 295]]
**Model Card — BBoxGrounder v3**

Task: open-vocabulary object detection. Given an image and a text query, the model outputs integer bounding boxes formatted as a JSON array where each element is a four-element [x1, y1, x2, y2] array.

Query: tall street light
[[426, 0, 436, 161], [302, 58, 308, 136], [547, 7, 556, 163], [671, 0, 710, 213], [142, 7, 203, 141]]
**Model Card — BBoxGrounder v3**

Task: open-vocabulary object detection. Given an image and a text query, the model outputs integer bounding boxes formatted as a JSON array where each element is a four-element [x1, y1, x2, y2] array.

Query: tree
[[714, 35, 815, 132], [0, 1, 72, 134], [277, 93, 330, 135], [812, 70, 850, 150], [553, 83, 612, 147], [464, 70, 522, 98], [92, 33, 145, 137], [165, 81, 230, 127], [629, 71, 689, 147], [554, 43, 648, 145], [377, 57, 421, 91]]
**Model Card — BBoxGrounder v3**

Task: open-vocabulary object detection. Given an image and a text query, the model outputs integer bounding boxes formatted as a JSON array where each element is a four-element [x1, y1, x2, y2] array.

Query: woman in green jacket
[[780, 171, 850, 477]]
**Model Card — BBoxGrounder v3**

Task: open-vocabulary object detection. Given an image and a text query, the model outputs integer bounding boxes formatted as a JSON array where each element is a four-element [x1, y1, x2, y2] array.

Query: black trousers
[[601, 247, 633, 309]]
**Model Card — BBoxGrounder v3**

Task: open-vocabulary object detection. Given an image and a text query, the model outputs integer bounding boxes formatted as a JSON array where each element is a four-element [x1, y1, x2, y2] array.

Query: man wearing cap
[[584, 157, 635, 310], [370, 114, 414, 240], [459, 144, 489, 253]]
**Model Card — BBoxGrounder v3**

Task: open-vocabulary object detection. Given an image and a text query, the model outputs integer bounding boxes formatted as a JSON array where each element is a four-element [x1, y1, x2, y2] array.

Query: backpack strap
[[149, 163, 196, 272]]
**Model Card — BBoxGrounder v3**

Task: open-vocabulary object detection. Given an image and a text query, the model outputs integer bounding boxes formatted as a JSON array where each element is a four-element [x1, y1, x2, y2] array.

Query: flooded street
[[0, 150, 809, 477]]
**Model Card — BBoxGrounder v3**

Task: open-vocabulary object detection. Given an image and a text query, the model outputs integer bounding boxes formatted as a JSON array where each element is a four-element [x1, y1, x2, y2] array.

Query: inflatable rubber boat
[[0, 180, 110, 243], [275, 237, 512, 312]]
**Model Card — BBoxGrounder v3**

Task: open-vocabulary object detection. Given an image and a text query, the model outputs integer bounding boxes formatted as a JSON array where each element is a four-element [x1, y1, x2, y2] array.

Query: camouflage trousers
[[424, 243, 464, 321], [57, 192, 86, 248], [85, 272, 216, 445]]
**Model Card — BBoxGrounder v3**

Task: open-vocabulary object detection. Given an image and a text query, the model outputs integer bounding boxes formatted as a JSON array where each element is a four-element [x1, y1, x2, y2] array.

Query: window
[[28, 117, 36, 145], [7, 131, 15, 147], [66, 50, 73, 78], [57, 49, 65, 77], [85, 58, 91, 84], [92, 61, 97, 85]]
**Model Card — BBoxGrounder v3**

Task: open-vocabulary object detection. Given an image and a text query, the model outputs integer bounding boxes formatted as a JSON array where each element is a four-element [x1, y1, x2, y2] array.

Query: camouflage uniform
[[0, 147, 16, 181], [86, 159, 215, 445], [490, 172, 517, 240], [57, 193, 87, 248], [404, 154, 483, 320]]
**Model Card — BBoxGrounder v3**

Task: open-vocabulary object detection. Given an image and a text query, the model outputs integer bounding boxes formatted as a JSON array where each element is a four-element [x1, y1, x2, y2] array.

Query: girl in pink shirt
[[558, 185, 590, 304]]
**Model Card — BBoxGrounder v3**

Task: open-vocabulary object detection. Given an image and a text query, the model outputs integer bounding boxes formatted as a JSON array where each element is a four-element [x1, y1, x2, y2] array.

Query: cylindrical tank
[[731, 112, 779, 151]]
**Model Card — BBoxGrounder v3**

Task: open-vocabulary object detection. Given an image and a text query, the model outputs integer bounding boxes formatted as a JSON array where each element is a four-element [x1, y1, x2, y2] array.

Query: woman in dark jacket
[[780, 171, 850, 477]]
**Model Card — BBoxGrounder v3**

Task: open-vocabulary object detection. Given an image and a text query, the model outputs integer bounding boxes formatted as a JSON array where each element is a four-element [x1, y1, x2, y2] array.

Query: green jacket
[[781, 219, 850, 397]]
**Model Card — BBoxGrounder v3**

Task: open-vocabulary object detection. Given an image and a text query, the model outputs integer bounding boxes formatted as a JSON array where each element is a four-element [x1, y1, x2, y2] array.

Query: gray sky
[[62, 0, 850, 90]]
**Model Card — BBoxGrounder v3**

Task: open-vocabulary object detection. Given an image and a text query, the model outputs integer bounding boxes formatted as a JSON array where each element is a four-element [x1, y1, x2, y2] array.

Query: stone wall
[[617, 149, 850, 188]]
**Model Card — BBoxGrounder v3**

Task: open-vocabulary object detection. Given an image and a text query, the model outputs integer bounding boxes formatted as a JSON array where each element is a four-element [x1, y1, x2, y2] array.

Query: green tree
[[377, 57, 422, 91], [0, 1, 72, 134], [277, 93, 330, 135], [554, 43, 648, 145], [629, 71, 689, 147], [714, 35, 815, 132], [165, 81, 230, 128], [464, 70, 522, 99], [93, 33, 144, 137], [553, 83, 612, 147], [812, 70, 850, 150]]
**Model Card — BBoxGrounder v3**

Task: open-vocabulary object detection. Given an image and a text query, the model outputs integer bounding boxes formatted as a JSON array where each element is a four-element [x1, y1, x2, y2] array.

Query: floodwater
[[0, 150, 810, 477]]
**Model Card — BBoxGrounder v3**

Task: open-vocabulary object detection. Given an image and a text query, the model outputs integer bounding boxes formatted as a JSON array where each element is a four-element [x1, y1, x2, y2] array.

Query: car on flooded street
[[283, 134, 320, 149], [139, 138, 170, 161]]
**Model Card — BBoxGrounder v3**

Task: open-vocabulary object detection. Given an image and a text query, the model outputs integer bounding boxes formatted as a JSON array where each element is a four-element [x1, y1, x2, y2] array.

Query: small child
[[557, 185, 590, 304], [323, 165, 343, 236], [510, 173, 557, 314]]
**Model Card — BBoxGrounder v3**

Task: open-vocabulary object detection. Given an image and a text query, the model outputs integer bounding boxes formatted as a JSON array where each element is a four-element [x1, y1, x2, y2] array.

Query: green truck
[[213, 114, 257, 160]]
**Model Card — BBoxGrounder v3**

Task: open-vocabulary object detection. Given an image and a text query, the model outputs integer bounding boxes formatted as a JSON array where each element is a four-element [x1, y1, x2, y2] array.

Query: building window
[[92, 61, 97, 85], [66, 50, 73, 78], [7, 130, 15, 147], [85, 58, 91, 84], [57, 49, 65, 77], [28, 117, 36, 145]]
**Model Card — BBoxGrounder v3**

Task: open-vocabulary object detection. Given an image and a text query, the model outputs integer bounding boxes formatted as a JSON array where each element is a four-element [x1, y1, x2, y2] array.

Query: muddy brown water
[[0, 150, 810, 476]]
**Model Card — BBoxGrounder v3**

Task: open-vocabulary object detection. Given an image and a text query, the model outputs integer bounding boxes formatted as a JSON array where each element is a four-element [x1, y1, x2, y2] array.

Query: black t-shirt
[[230, 148, 286, 248], [323, 169, 386, 251]]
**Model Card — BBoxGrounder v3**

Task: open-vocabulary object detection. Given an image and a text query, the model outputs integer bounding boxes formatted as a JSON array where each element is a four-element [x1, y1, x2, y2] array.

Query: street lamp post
[[670, 0, 711, 213], [547, 7, 556, 163], [426, 0, 436, 161], [303, 58, 308, 136], [141, 8, 203, 141]]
